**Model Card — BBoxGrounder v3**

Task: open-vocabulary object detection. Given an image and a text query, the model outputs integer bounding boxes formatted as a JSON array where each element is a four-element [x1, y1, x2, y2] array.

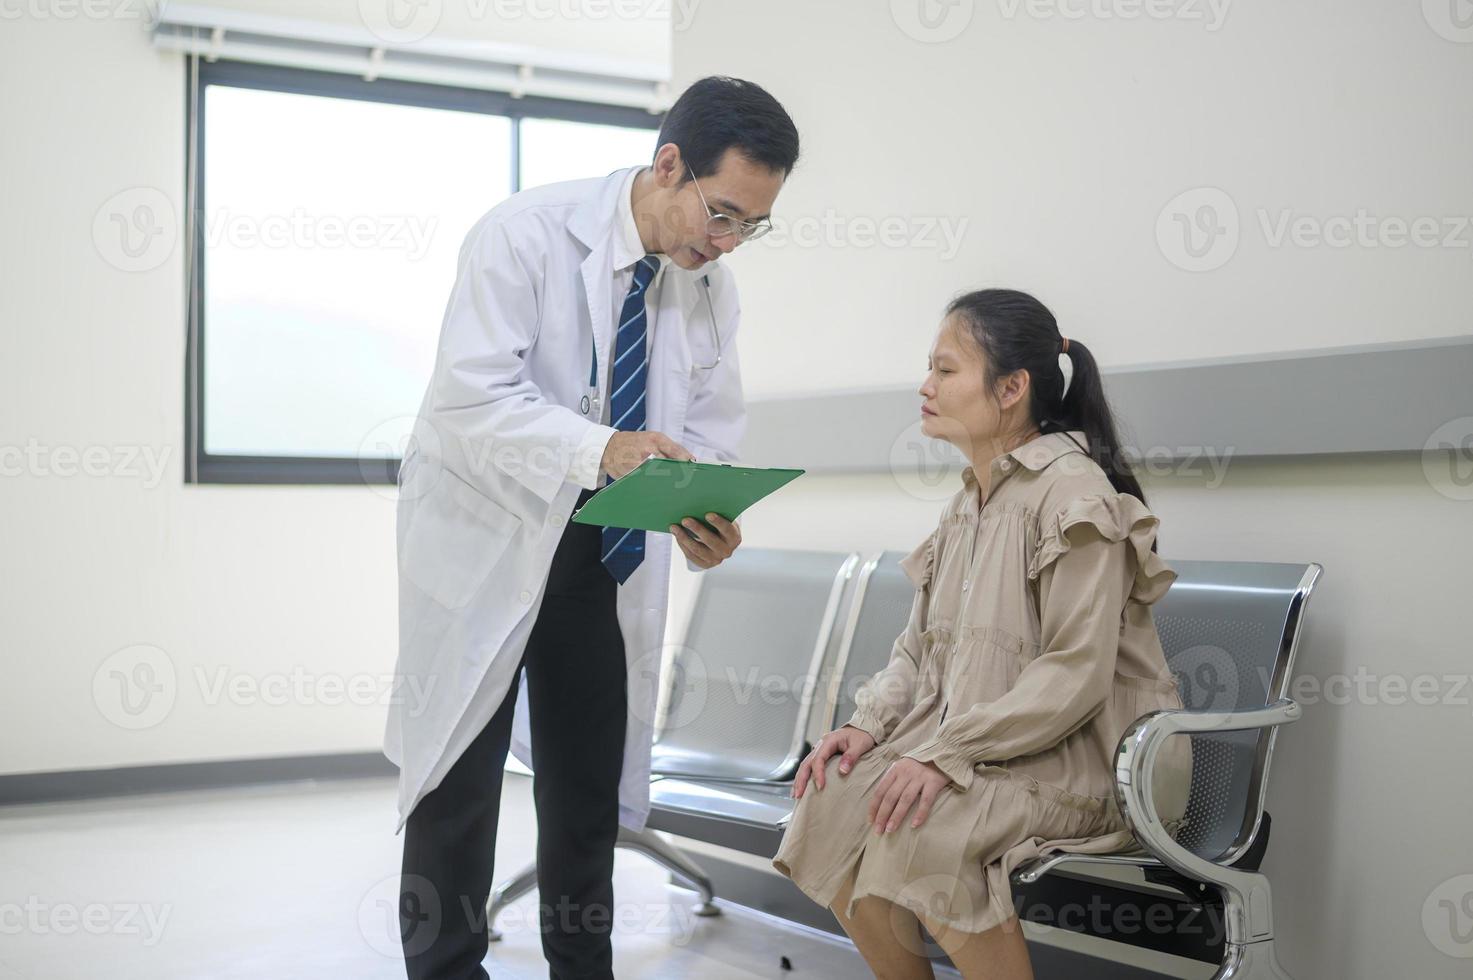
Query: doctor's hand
[[792, 725, 876, 799], [670, 511, 741, 569], [600, 430, 693, 480]]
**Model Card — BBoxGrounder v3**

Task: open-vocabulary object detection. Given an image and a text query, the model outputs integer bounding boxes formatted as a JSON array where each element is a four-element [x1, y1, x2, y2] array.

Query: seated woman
[[771, 288, 1193, 980]]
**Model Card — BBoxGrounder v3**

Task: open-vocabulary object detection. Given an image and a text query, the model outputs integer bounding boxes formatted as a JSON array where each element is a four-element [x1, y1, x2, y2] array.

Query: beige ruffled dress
[[771, 430, 1193, 934]]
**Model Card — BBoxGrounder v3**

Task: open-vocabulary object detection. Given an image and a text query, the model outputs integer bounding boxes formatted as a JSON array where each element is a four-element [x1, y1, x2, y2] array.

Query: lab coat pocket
[[400, 468, 522, 609]]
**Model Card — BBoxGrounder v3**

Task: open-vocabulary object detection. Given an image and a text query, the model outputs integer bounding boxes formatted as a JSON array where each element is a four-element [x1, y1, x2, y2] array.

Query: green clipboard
[[571, 457, 804, 532]]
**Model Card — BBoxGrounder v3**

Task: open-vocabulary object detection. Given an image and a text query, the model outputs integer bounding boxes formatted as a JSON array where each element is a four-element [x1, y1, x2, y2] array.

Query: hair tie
[[1057, 338, 1074, 400]]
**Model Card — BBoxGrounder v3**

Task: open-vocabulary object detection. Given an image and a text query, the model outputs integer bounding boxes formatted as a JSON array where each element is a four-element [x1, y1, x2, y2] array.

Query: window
[[186, 60, 659, 484]]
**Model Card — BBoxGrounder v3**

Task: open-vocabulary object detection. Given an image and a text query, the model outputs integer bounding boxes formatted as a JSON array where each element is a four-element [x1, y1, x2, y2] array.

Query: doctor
[[386, 76, 800, 980]]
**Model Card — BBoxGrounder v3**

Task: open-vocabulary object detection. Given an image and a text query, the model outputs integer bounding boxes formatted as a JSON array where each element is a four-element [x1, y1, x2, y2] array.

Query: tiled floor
[[0, 774, 1210, 979], [0, 774, 955, 979]]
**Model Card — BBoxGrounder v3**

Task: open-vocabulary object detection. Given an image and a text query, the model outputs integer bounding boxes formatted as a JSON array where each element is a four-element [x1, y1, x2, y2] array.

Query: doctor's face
[[653, 146, 785, 271]]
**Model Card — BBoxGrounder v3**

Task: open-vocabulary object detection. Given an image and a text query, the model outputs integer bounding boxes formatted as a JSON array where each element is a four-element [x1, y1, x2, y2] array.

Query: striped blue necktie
[[600, 254, 659, 585]]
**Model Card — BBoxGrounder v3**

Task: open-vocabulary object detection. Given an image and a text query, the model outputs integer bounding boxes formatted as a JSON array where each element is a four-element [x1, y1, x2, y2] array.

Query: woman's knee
[[917, 912, 1033, 977], [828, 862, 864, 927], [834, 891, 932, 959]]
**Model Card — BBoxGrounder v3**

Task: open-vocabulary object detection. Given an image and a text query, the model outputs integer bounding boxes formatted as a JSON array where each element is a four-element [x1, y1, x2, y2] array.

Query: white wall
[[669, 2, 1473, 978], [0, 4, 667, 777], [682, 0, 1473, 397]]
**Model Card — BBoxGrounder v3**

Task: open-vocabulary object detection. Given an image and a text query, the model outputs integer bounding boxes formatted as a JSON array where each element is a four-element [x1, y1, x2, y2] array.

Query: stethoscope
[[581, 272, 723, 416]]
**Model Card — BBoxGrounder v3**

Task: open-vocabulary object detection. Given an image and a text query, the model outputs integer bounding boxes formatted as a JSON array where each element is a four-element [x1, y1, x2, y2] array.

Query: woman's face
[[918, 314, 1030, 454]]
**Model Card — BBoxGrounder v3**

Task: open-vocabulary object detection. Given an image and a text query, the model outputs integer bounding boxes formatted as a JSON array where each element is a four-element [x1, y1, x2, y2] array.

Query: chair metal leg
[[485, 827, 721, 941], [1216, 939, 1295, 980], [485, 862, 538, 943], [615, 826, 721, 917], [1210, 868, 1294, 980]]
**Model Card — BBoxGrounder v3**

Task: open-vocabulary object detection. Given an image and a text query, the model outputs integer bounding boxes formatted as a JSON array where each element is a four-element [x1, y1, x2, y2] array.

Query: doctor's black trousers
[[400, 485, 628, 980]]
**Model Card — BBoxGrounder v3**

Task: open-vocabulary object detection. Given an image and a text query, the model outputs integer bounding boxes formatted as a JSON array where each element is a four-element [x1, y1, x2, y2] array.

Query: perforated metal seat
[[1012, 559, 1323, 979], [640, 550, 914, 855], [823, 550, 921, 740], [649, 548, 860, 782], [485, 547, 1322, 980], [486, 547, 859, 931]]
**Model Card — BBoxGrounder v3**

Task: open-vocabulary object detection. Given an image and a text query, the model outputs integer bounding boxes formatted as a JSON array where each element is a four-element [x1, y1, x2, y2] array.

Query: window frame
[[184, 58, 662, 485]]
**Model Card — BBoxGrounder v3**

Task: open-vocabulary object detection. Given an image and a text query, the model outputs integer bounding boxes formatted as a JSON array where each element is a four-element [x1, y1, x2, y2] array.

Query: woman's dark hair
[[946, 288, 1152, 512], [656, 76, 800, 181]]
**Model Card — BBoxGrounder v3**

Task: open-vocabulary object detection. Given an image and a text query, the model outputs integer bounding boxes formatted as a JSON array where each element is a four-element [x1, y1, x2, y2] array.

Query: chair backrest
[[822, 551, 918, 734], [1152, 560, 1322, 863], [651, 547, 859, 782], [816, 551, 1323, 868]]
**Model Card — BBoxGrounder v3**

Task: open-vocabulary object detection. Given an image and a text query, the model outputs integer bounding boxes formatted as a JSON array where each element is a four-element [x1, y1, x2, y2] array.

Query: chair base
[[1216, 937, 1295, 980], [486, 825, 721, 942], [1012, 849, 1295, 979]]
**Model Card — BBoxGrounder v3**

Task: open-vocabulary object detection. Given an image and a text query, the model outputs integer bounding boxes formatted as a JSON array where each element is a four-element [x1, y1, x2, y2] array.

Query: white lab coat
[[383, 167, 745, 836]]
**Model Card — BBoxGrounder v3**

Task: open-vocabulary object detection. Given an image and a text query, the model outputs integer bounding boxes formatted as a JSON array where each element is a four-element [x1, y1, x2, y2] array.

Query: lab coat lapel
[[579, 246, 612, 404], [654, 266, 706, 374], [569, 197, 616, 407], [569, 167, 648, 408]]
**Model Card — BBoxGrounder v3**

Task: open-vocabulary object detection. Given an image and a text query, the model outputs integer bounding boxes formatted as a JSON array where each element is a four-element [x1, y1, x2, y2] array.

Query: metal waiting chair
[[487, 547, 1323, 980], [1011, 559, 1323, 979], [624, 549, 915, 861], [485, 547, 860, 937], [820, 550, 922, 750]]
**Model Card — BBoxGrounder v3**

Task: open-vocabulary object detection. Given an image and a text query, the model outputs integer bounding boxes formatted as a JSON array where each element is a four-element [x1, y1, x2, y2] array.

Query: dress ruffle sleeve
[[897, 528, 937, 590], [1027, 492, 1177, 605]]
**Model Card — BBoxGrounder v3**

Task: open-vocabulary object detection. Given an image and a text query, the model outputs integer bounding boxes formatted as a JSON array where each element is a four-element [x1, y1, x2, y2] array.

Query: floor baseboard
[[0, 751, 396, 807]]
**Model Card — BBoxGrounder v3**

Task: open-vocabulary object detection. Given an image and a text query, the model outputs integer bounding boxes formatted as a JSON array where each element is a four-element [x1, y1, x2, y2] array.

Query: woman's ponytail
[[946, 290, 1150, 512]]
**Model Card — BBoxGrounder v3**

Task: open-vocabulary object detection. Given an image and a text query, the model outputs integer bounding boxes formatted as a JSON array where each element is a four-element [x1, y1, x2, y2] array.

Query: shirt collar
[[613, 165, 673, 278], [960, 429, 1089, 493]]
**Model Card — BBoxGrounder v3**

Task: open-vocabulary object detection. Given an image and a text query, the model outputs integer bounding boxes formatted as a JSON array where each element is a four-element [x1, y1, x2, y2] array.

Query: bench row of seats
[[487, 547, 1321, 979]]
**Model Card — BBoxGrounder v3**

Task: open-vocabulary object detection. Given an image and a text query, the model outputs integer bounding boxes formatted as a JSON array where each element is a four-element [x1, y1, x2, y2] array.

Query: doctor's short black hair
[[656, 76, 800, 181]]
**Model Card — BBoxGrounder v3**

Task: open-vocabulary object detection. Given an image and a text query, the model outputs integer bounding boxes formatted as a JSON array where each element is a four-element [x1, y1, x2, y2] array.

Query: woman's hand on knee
[[792, 725, 877, 799], [867, 758, 950, 834]]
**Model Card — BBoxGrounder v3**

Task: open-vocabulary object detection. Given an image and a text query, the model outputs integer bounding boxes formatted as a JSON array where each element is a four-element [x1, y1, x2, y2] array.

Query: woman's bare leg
[[829, 863, 937, 980], [915, 909, 1035, 980]]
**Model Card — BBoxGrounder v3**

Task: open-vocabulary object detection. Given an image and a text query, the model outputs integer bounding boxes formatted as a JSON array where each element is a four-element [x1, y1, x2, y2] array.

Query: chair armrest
[[1112, 698, 1301, 943], [1115, 698, 1300, 866], [1124, 698, 1301, 740]]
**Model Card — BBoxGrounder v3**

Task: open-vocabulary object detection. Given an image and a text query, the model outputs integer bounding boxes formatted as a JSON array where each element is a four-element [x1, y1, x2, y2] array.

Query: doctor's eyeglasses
[[687, 165, 772, 243]]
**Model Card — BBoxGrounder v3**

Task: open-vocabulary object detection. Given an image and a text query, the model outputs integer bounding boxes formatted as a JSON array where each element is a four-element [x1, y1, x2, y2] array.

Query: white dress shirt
[[599, 166, 674, 485]]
